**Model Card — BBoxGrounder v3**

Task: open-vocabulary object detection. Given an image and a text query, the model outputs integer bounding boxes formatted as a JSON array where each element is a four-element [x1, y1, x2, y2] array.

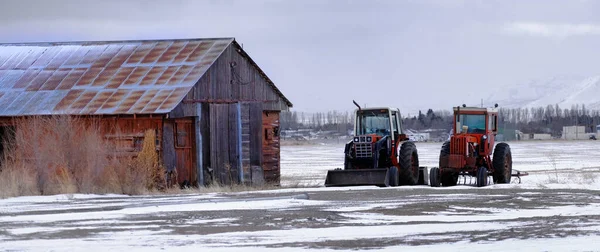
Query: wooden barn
[[0, 38, 292, 186]]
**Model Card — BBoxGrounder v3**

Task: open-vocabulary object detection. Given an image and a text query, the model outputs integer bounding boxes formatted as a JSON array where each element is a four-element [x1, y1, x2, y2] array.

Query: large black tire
[[398, 141, 419, 185], [388, 166, 399, 187], [438, 141, 458, 186], [477, 166, 488, 187], [429, 167, 440, 187], [439, 141, 450, 167], [441, 169, 459, 187], [492, 143, 512, 184]]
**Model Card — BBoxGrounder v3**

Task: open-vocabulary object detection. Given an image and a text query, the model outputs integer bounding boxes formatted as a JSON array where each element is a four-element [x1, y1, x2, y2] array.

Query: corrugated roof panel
[[97, 89, 130, 113], [53, 89, 84, 112], [75, 68, 102, 87], [139, 66, 166, 86], [182, 64, 209, 85], [123, 66, 150, 86], [113, 90, 146, 114], [154, 66, 179, 86], [4, 92, 36, 115], [92, 44, 123, 68], [56, 69, 85, 90], [105, 67, 135, 89], [171, 41, 200, 63], [0, 38, 238, 115], [79, 45, 108, 65], [125, 43, 153, 64], [39, 70, 69, 90], [140, 89, 172, 114], [13, 69, 41, 89], [157, 87, 190, 112], [25, 70, 53, 91], [141, 41, 170, 64], [186, 41, 214, 62], [128, 89, 158, 113], [106, 44, 137, 68], [21, 91, 51, 115], [69, 90, 98, 113], [157, 41, 186, 64], [0, 70, 25, 89], [62, 47, 90, 66], [16, 47, 46, 69], [166, 65, 193, 86], [80, 90, 115, 114], [34, 90, 68, 115], [91, 68, 118, 87], [47, 46, 77, 69], [31, 47, 62, 68], [0, 91, 21, 115], [0, 49, 27, 70]]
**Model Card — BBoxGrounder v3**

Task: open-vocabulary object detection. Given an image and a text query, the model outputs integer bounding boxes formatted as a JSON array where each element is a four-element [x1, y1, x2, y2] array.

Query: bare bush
[[0, 116, 165, 198]]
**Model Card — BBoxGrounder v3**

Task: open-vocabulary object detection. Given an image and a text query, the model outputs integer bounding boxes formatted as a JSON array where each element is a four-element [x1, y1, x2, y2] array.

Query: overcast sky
[[1, 0, 599, 115]]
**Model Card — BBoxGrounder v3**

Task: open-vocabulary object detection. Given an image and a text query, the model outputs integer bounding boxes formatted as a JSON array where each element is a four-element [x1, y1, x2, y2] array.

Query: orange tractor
[[325, 101, 424, 187], [429, 104, 513, 187]]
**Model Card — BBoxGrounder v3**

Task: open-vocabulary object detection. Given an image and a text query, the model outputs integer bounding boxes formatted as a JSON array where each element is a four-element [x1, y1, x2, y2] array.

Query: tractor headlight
[[354, 137, 359, 142], [366, 136, 372, 142], [482, 135, 487, 140]]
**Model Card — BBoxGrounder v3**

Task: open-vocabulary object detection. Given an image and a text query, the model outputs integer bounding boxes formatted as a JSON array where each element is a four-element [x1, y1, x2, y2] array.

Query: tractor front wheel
[[399, 141, 419, 185], [492, 143, 512, 184], [429, 167, 440, 187], [477, 166, 488, 187], [441, 169, 458, 187], [388, 166, 399, 187]]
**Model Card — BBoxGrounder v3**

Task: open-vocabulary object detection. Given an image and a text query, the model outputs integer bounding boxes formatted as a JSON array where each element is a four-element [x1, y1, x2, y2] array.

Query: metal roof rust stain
[[0, 37, 293, 115]]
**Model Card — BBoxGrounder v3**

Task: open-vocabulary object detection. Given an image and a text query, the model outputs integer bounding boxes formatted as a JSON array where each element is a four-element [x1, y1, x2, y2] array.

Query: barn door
[[174, 119, 195, 186], [209, 103, 241, 185], [262, 111, 280, 184]]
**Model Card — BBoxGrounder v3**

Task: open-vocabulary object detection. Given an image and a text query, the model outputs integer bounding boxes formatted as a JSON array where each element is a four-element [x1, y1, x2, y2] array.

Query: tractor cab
[[354, 107, 403, 143], [454, 105, 499, 136]]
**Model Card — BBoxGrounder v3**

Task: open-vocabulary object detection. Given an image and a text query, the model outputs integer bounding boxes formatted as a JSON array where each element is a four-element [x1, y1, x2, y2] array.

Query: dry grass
[[0, 116, 166, 198]]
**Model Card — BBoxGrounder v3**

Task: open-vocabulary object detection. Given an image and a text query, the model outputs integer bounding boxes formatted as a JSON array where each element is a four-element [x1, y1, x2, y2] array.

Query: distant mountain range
[[486, 75, 600, 110]]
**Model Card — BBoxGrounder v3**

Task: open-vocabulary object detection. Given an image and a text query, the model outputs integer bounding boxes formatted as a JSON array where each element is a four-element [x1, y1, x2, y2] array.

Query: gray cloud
[[1, 0, 599, 115], [504, 22, 600, 38]]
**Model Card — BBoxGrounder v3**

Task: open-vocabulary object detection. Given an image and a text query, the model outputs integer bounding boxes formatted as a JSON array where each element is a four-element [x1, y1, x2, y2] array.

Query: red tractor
[[429, 104, 512, 187]]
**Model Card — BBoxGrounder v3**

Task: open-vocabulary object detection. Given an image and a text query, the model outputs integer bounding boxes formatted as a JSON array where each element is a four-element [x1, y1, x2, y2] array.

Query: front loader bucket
[[324, 168, 390, 187]]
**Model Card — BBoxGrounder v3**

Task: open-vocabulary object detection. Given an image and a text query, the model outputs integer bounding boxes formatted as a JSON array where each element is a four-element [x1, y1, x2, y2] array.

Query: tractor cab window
[[357, 111, 391, 136], [456, 114, 486, 134]]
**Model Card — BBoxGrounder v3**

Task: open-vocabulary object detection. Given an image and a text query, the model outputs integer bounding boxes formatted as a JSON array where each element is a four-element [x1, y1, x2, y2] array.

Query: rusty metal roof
[[0, 38, 233, 115]]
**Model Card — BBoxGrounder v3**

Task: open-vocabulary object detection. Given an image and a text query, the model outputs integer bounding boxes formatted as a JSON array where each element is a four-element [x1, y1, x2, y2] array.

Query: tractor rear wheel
[[429, 167, 440, 187], [388, 166, 399, 187], [439, 141, 450, 167], [441, 169, 458, 186], [398, 141, 419, 185], [477, 166, 488, 187], [492, 143, 512, 184]]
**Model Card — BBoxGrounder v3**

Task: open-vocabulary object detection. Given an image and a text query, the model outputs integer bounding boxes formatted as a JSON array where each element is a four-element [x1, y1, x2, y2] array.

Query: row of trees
[[280, 104, 600, 137]]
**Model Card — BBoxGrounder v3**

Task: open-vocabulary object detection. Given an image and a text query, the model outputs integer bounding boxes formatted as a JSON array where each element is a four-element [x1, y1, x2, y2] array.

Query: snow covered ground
[[1, 140, 600, 251]]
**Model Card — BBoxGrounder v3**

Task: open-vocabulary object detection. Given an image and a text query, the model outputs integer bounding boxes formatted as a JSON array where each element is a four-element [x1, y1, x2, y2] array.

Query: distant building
[[515, 131, 553, 141], [562, 126, 593, 140]]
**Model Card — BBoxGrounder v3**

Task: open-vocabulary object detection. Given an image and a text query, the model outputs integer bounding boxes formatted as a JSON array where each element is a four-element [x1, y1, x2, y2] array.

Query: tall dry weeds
[[0, 116, 166, 198]]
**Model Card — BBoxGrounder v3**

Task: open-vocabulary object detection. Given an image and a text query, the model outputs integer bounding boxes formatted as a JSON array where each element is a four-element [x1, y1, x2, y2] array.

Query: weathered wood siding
[[182, 44, 290, 111], [209, 104, 241, 185], [262, 111, 280, 184]]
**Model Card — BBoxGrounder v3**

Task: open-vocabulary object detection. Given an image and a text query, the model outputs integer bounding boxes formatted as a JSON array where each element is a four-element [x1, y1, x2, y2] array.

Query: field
[[1, 140, 600, 251]]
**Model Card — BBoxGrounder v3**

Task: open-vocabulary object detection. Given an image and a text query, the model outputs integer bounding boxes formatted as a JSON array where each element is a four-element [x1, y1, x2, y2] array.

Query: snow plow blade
[[324, 168, 390, 187]]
